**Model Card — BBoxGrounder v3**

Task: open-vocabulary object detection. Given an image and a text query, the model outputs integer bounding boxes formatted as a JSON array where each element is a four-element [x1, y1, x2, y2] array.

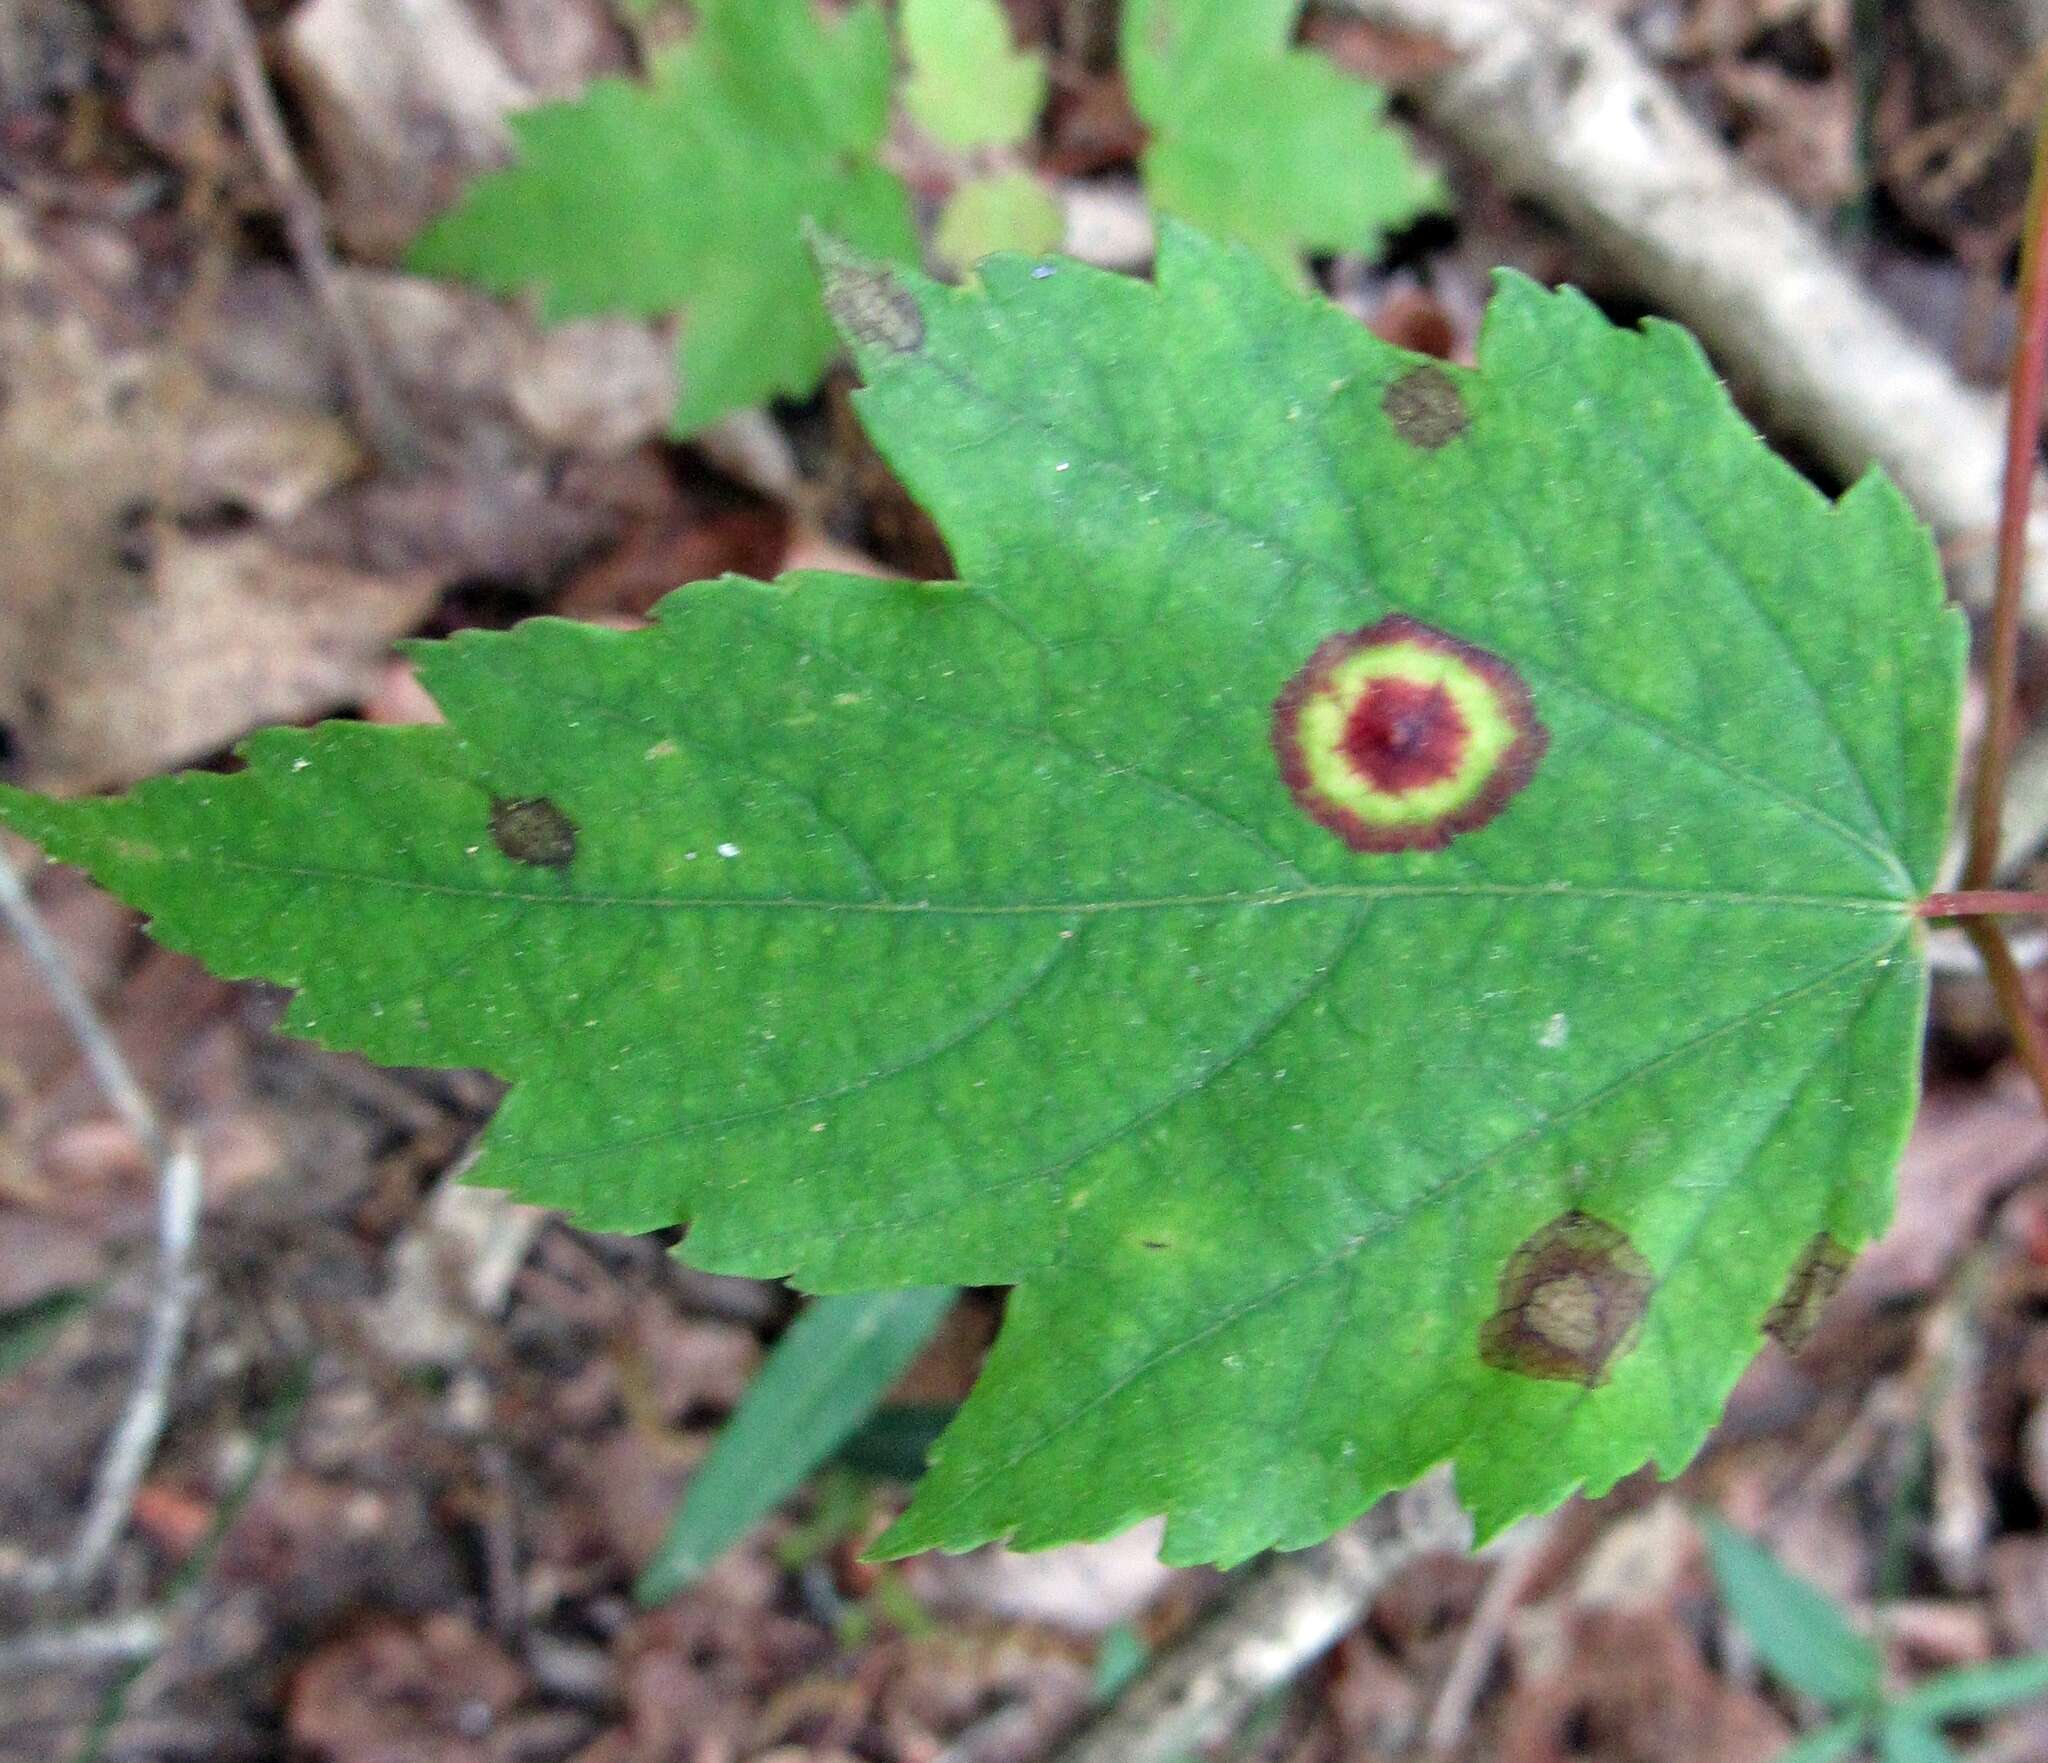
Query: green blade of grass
[[834, 1400, 957, 1481], [635, 1286, 955, 1604], [1891, 1654, 2048, 1723], [1877, 1717, 1959, 1763], [1703, 1516, 1881, 1712], [0, 1286, 98, 1381], [1776, 1720, 1870, 1763]]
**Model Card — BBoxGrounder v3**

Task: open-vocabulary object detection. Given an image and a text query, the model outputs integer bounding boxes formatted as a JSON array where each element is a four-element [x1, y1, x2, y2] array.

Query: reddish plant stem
[[1918, 889, 2048, 918], [1965, 108, 2048, 893], [1946, 104, 2048, 1117], [1963, 918, 2048, 1119]]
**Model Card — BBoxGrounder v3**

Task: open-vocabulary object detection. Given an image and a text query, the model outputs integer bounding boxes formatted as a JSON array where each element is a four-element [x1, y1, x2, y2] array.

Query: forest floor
[[6, 1, 2048, 1759]]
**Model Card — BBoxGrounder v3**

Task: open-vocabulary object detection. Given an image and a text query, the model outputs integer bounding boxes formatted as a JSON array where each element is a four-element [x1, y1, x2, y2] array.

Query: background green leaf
[[636, 1287, 954, 1603], [1092, 1623, 1151, 1702], [406, 0, 917, 434], [1122, 0, 1442, 276], [901, 0, 1047, 149], [1877, 1719, 1959, 1763], [0, 1286, 96, 1381], [835, 1400, 959, 1480], [1775, 1721, 1871, 1763], [1704, 1517, 1882, 1711], [1892, 1654, 2048, 1722], [935, 171, 1066, 274], [0, 230, 1962, 1565]]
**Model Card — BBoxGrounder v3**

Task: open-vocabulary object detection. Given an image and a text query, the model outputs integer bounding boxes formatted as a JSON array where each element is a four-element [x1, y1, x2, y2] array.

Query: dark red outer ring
[[1271, 613, 1549, 854]]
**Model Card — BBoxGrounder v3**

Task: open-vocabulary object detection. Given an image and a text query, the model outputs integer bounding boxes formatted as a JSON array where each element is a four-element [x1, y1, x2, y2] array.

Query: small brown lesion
[[489, 795, 578, 870], [1480, 1210, 1653, 1387], [1763, 1233, 1853, 1352], [818, 251, 924, 355], [1382, 364, 1470, 451]]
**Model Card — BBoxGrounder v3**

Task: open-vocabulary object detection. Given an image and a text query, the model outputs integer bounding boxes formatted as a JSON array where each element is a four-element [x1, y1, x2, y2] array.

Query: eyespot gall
[[1272, 615, 1546, 852], [1762, 1233, 1852, 1352], [1480, 1211, 1652, 1387], [489, 796, 578, 870], [1382, 365, 1469, 450]]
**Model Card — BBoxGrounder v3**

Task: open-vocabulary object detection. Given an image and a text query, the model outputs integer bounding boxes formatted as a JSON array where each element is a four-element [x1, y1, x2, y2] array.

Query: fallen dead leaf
[[1815, 1078, 2048, 1337], [22, 523, 434, 790], [913, 1523, 1183, 1636], [0, 201, 437, 791], [279, 0, 533, 260], [287, 1614, 530, 1763], [1495, 1606, 1791, 1763]]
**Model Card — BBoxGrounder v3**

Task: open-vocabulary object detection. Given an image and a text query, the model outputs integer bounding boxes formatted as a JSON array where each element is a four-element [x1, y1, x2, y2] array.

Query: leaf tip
[[0, 781, 108, 871], [810, 227, 927, 356]]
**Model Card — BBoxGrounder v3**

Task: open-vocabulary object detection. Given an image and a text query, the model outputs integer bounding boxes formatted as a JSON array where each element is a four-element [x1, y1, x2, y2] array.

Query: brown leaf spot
[[820, 254, 924, 355], [489, 795, 577, 869], [1480, 1211, 1652, 1387], [1763, 1233, 1852, 1352], [1382, 364, 1469, 450]]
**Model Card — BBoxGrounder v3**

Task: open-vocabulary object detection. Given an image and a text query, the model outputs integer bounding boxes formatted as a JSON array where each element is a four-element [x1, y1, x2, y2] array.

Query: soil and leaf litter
[[0, 226, 1971, 1566], [13, 0, 2048, 1757]]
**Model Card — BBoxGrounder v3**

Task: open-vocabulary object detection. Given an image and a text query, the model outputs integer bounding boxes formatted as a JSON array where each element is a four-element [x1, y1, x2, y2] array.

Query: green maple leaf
[[0, 230, 1962, 1565], [935, 171, 1065, 273], [901, 0, 1048, 150], [1124, 0, 1443, 276], [406, 0, 917, 435]]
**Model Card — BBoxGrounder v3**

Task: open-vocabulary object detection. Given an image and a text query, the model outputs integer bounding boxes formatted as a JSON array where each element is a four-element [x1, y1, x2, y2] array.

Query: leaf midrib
[[199, 857, 1914, 917]]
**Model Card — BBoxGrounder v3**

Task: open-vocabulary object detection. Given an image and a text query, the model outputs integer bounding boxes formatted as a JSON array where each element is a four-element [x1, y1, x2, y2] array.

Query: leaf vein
[[908, 930, 1903, 1528], [912, 337, 1908, 884]]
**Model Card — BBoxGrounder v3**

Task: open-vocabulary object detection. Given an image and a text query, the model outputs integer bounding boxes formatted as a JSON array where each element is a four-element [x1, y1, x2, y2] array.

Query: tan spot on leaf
[[820, 254, 924, 355], [1763, 1233, 1852, 1352], [1382, 364, 1469, 450], [1480, 1210, 1652, 1387], [489, 796, 577, 869]]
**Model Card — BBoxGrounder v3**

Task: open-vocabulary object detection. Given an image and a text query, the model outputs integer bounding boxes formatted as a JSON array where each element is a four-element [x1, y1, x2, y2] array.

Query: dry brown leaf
[[287, 1615, 530, 1763], [0, 202, 438, 791], [16, 524, 434, 791], [279, 0, 532, 260], [912, 1524, 1182, 1635], [1494, 1606, 1790, 1763]]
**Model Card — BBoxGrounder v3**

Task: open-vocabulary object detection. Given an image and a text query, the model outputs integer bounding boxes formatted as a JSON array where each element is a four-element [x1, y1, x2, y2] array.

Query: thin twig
[[0, 855, 164, 1167], [0, 851, 204, 1590], [0, 1612, 165, 1678], [63, 1138, 204, 1588], [1965, 103, 2048, 892], [1046, 1474, 1471, 1763], [1422, 1512, 1556, 1757], [0, 1370, 313, 1763], [1060, 0, 1119, 69], [194, 0, 418, 468]]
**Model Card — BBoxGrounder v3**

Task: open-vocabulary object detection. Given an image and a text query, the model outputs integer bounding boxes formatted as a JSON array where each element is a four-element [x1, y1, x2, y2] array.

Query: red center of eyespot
[[1339, 678, 1469, 794]]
